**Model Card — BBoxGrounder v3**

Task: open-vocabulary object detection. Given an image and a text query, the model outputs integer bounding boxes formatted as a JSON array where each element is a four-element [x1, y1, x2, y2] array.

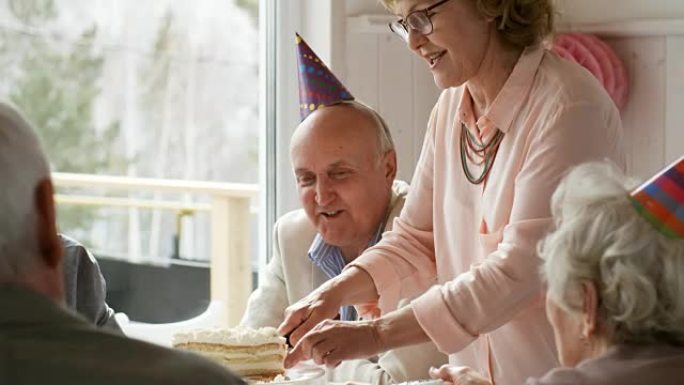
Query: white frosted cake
[[173, 326, 287, 381]]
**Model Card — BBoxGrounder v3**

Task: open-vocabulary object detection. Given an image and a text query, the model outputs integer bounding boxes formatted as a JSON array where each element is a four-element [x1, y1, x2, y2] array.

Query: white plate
[[395, 380, 443, 385], [270, 362, 326, 385]]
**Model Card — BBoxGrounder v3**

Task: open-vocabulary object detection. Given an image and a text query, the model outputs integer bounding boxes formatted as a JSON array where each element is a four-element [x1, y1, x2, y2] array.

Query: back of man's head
[[0, 102, 52, 282]]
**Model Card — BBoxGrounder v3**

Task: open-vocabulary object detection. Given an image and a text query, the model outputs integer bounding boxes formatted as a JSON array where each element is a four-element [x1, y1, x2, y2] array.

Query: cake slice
[[173, 326, 287, 381]]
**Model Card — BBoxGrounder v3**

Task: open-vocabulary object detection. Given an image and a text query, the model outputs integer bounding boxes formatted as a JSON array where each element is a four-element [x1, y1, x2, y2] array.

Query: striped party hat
[[629, 156, 684, 238], [296, 33, 354, 121]]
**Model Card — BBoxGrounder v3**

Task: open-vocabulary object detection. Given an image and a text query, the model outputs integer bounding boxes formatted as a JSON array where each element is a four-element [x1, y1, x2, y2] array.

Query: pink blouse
[[350, 46, 624, 385]]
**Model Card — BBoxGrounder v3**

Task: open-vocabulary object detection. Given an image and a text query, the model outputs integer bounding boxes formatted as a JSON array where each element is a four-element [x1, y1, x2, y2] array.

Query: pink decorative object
[[551, 33, 629, 110]]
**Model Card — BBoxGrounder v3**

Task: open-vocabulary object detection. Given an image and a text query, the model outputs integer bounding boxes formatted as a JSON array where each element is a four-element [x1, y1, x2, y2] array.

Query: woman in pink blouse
[[430, 160, 684, 385], [280, 1, 624, 384]]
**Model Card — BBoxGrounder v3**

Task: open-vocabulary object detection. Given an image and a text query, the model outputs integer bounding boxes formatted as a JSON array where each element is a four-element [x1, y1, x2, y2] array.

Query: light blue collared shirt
[[307, 226, 383, 321]]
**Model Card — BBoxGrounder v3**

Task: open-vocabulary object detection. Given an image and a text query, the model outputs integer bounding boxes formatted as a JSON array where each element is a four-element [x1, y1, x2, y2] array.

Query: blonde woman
[[280, 1, 624, 384]]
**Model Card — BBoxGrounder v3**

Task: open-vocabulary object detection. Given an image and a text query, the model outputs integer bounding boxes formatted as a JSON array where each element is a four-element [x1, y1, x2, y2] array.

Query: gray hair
[[540, 161, 684, 346], [0, 102, 51, 282], [332, 100, 395, 157]]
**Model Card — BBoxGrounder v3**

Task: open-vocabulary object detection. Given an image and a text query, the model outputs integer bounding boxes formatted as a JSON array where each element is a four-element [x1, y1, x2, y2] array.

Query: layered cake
[[173, 326, 287, 381]]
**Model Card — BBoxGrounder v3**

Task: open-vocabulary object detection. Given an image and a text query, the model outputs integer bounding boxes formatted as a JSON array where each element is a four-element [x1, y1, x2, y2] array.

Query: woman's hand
[[429, 365, 491, 385], [284, 319, 385, 368], [278, 267, 378, 347], [277, 284, 344, 347]]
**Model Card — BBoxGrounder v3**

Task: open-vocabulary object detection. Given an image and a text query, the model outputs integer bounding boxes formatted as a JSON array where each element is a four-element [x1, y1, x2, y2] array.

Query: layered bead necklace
[[459, 123, 504, 185]]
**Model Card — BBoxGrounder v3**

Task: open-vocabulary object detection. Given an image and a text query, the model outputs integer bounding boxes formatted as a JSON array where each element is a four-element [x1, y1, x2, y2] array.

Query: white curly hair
[[540, 160, 684, 345]]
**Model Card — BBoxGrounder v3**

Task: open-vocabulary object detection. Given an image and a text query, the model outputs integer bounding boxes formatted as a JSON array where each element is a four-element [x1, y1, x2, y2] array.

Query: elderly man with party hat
[[240, 34, 446, 384]]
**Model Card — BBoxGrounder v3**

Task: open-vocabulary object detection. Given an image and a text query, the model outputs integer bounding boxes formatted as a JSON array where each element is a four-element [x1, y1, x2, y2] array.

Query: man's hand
[[429, 365, 491, 385], [284, 319, 385, 369]]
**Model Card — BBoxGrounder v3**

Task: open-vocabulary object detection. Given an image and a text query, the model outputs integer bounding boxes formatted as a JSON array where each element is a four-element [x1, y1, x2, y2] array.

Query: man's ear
[[581, 281, 600, 338], [35, 178, 62, 268], [382, 149, 398, 183]]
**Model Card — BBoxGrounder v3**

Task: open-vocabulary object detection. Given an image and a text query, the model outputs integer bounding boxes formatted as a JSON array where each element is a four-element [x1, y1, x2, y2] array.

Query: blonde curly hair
[[380, 0, 554, 48]]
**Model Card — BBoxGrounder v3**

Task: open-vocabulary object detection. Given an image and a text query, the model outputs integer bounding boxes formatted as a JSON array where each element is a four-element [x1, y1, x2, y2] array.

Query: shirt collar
[[457, 45, 545, 138], [307, 233, 337, 267], [307, 222, 385, 269]]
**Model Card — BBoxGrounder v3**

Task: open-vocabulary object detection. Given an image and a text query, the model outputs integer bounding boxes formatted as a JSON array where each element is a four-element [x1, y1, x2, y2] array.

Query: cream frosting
[[172, 326, 286, 346], [201, 354, 284, 371]]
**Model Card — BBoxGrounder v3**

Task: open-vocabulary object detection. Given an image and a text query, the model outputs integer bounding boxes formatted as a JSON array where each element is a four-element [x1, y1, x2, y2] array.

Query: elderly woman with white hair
[[430, 158, 684, 385]]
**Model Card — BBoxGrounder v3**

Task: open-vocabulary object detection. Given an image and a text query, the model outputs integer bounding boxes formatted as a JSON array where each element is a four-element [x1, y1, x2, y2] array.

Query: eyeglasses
[[388, 0, 453, 42]]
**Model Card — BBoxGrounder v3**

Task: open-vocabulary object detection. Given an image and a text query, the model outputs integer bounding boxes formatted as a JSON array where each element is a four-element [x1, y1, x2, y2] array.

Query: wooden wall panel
[[377, 35, 416, 181], [607, 37, 666, 179], [346, 33, 380, 108], [665, 36, 684, 163]]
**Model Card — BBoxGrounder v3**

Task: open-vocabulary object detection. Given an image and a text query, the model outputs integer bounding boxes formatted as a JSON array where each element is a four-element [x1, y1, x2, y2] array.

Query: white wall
[[605, 34, 684, 177], [555, 0, 684, 24], [346, 0, 386, 16]]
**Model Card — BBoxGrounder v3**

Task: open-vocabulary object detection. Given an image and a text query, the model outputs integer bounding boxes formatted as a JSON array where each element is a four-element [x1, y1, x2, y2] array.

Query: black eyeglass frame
[[388, 0, 453, 41]]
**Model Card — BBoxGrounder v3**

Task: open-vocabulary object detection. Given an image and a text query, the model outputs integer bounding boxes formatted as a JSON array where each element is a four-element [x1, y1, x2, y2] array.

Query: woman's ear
[[581, 281, 600, 338]]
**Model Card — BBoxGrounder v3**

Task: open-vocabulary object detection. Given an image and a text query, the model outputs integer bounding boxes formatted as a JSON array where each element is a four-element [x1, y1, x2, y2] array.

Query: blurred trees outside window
[[0, 0, 260, 263]]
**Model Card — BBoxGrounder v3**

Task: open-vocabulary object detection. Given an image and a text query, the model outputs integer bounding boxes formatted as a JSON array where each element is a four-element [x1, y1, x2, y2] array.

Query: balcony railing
[[52, 172, 259, 326]]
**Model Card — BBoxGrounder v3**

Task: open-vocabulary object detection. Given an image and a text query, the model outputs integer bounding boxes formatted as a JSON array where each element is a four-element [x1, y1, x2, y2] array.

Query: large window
[[0, 0, 264, 325]]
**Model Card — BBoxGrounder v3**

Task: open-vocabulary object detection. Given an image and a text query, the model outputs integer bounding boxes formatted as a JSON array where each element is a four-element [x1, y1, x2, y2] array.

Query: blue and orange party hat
[[630, 156, 684, 238], [296, 33, 354, 121]]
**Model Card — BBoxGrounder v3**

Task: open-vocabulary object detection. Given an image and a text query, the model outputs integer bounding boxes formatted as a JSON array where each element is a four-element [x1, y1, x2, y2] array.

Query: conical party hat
[[629, 156, 684, 238], [296, 33, 354, 121]]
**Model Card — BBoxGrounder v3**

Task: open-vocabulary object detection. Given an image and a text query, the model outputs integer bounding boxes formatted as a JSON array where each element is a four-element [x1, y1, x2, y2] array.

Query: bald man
[[241, 101, 446, 385]]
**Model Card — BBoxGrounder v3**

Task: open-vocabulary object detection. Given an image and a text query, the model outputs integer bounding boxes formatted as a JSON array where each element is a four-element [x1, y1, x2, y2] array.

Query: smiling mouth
[[320, 210, 342, 218], [428, 51, 446, 67]]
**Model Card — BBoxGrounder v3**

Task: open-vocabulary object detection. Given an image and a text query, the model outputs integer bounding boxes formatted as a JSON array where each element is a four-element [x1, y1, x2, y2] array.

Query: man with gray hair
[[0, 102, 245, 385], [241, 101, 447, 384]]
